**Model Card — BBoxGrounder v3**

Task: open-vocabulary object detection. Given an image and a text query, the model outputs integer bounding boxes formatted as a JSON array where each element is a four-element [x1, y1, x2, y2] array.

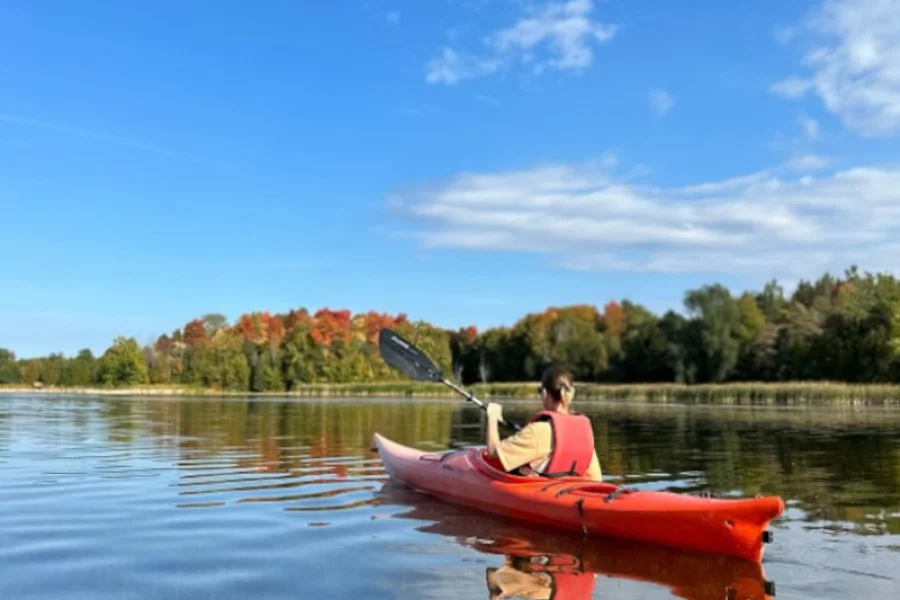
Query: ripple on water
[[3, 394, 900, 600]]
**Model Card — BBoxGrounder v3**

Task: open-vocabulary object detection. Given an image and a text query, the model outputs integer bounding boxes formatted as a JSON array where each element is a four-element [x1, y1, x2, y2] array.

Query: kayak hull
[[372, 432, 784, 563]]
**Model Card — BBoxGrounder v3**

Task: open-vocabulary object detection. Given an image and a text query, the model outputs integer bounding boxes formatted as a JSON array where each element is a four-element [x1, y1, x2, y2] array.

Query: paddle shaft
[[440, 377, 522, 432]]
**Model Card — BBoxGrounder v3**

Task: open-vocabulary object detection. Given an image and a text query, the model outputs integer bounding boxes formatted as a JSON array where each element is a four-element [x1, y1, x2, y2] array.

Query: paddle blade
[[378, 328, 443, 383]]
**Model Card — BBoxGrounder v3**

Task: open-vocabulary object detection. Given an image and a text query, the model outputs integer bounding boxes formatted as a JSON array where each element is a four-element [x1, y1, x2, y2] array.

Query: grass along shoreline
[[2, 381, 900, 405]]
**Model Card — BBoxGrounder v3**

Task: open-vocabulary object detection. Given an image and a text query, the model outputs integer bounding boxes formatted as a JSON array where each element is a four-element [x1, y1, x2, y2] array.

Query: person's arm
[[585, 450, 602, 482], [486, 402, 503, 458], [485, 406, 547, 473]]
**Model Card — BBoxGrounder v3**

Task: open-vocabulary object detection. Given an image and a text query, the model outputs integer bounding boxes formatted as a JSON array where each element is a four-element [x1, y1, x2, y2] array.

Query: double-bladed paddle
[[378, 328, 522, 432]]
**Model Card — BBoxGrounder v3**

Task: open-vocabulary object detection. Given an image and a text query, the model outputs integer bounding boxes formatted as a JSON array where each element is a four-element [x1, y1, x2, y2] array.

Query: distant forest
[[3, 266, 900, 390]]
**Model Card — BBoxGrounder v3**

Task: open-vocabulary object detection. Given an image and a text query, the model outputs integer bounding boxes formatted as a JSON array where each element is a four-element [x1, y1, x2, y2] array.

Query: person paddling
[[486, 554, 596, 600], [485, 365, 601, 481]]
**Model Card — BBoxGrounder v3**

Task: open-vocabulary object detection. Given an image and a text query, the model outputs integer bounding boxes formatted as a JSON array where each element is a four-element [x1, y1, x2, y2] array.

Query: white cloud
[[770, 77, 814, 99], [649, 89, 674, 116], [772, 0, 900, 137], [426, 0, 618, 84], [800, 116, 820, 139], [426, 48, 502, 85], [387, 157, 900, 279], [786, 153, 831, 171]]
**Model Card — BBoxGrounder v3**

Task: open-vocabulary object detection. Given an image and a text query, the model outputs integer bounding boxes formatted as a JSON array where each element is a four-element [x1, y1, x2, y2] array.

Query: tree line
[[3, 266, 900, 389]]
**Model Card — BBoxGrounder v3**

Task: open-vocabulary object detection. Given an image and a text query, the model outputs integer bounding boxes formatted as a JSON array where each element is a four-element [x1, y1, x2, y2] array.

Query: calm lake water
[[1, 394, 899, 599]]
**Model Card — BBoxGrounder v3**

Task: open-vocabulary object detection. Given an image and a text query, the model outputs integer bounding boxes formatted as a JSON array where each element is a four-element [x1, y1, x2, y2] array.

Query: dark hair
[[540, 365, 573, 402]]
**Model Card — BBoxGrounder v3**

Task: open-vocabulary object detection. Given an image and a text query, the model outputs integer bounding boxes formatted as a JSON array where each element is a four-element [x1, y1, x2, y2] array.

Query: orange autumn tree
[[601, 300, 626, 361], [276, 308, 417, 386], [236, 312, 287, 392], [183, 319, 209, 348], [603, 301, 625, 339]]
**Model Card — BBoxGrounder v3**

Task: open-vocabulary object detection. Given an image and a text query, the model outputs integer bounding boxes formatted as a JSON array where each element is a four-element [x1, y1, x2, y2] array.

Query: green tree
[[40, 353, 65, 386], [775, 303, 824, 380], [202, 313, 228, 336], [616, 311, 689, 383], [282, 322, 318, 387], [756, 280, 788, 323], [20, 359, 42, 385], [0, 349, 20, 384], [204, 330, 250, 391], [734, 294, 767, 380], [737, 294, 766, 346], [61, 349, 96, 386], [97, 337, 149, 387], [684, 284, 741, 383]]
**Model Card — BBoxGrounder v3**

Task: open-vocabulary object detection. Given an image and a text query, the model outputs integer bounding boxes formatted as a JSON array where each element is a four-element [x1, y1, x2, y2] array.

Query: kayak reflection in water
[[377, 484, 775, 600], [486, 553, 595, 600], [486, 365, 602, 481]]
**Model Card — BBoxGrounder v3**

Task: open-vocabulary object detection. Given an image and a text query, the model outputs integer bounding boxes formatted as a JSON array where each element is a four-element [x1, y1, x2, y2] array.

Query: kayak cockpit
[[474, 448, 604, 485], [423, 445, 623, 495], [476, 449, 625, 496]]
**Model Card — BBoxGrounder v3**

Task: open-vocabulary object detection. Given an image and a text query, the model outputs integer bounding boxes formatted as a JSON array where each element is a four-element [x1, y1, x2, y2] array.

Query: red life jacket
[[521, 555, 596, 600], [548, 573, 596, 600], [528, 410, 594, 477]]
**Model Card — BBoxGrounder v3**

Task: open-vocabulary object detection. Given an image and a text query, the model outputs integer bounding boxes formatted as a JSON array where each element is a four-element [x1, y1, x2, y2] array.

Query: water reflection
[[378, 483, 774, 600], [2, 394, 900, 599], [4, 395, 900, 536]]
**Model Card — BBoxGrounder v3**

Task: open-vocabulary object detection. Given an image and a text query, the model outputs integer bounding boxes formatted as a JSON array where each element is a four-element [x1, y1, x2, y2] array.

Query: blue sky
[[3, 0, 900, 357]]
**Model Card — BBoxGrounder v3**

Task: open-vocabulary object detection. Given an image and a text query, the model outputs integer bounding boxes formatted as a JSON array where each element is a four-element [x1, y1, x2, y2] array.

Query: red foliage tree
[[603, 301, 625, 338], [154, 334, 173, 355], [183, 319, 209, 347], [236, 312, 285, 346], [268, 315, 285, 345], [311, 308, 353, 346], [238, 314, 257, 341], [361, 311, 401, 344]]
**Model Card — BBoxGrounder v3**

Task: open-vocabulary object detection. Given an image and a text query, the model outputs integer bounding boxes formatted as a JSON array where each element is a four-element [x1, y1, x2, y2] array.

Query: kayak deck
[[372, 432, 784, 563]]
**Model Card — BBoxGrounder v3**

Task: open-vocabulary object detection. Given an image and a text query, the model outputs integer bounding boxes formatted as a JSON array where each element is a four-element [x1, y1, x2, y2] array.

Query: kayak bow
[[373, 433, 784, 563]]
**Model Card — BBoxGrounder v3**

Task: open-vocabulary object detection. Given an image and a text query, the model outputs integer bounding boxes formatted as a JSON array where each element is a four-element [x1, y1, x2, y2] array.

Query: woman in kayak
[[485, 365, 602, 481]]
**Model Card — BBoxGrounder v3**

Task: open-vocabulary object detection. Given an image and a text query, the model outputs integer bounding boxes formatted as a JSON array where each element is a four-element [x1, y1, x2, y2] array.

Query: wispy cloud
[[799, 116, 820, 140], [400, 103, 439, 116], [785, 153, 831, 171], [426, 0, 618, 85], [446, 24, 469, 42], [426, 49, 502, 85], [773, 24, 796, 45], [771, 0, 900, 137], [770, 77, 813, 99], [385, 11, 400, 25], [0, 112, 223, 169], [649, 89, 674, 116], [387, 156, 900, 279]]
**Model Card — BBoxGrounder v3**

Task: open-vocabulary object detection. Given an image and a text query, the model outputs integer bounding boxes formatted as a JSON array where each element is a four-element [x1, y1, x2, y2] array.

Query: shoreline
[[2, 381, 900, 405]]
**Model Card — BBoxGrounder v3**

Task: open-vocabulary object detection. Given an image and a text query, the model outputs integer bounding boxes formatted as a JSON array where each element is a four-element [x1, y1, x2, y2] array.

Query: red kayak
[[373, 433, 784, 563]]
